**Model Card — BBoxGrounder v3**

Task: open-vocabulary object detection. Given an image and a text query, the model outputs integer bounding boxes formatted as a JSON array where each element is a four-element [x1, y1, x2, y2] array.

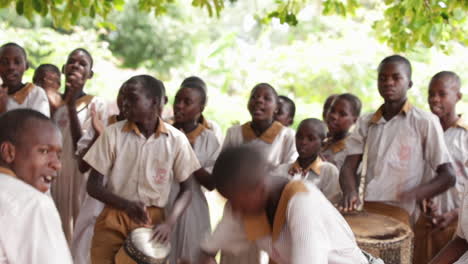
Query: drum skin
[[344, 202, 414, 264]]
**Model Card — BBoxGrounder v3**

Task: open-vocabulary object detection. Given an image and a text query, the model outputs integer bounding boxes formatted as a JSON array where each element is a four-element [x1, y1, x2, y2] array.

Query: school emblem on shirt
[[154, 168, 168, 184], [398, 145, 411, 161]]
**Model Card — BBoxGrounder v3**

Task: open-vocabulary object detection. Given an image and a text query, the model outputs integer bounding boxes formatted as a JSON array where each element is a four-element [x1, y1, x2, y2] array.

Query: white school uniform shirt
[[71, 115, 119, 264], [346, 101, 452, 221], [83, 119, 201, 207], [200, 115, 224, 145], [201, 180, 368, 264], [454, 185, 468, 263], [274, 157, 341, 204], [51, 95, 108, 243], [222, 121, 297, 170], [0, 168, 72, 264], [6, 82, 50, 117], [428, 117, 468, 214], [187, 124, 221, 172], [321, 137, 348, 171]]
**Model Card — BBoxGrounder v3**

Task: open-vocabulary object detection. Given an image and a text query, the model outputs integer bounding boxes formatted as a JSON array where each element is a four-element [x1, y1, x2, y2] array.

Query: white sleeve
[[318, 163, 341, 204], [421, 114, 452, 171], [0, 196, 73, 264], [29, 87, 51, 117], [345, 115, 371, 156], [281, 128, 298, 165], [287, 194, 330, 264], [201, 204, 251, 255], [221, 126, 236, 150]]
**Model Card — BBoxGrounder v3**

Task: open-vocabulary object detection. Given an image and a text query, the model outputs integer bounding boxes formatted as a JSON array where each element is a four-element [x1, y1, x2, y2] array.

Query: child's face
[[326, 98, 356, 136], [173, 87, 203, 124], [295, 122, 322, 159], [428, 78, 461, 118], [63, 51, 92, 84], [378, 62, 411, 103], [248, 86, 278, 123], [10, 120, 62, 193], [275, 98, 292, 126], [121, 82, 159, 123], [35, 70, 61, 91], [0, 46, 27, 88]]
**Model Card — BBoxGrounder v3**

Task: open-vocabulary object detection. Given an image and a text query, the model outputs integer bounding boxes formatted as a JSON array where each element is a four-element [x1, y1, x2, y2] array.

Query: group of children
[[0, 41, 466, 264]]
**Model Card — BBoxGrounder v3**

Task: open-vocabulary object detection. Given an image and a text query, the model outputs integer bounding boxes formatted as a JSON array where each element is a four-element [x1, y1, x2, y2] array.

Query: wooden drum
[[344, 202, 414, 264]]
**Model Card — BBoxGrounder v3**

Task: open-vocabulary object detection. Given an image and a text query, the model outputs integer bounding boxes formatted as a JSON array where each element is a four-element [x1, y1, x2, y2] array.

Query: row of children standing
[[0, 40, 466, 264]]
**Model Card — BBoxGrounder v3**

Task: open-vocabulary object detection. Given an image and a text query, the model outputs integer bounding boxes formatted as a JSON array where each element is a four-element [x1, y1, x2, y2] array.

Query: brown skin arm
[[152, 179, 192, 242], [66, 100, 83, 151], [429, 236, 468, 264], [87, 169, 150, 224], [193, 168, 215, 191], [339, 154, 363, 212], [197, 251, 217, 264], [0, 85, 8, 114], [77, 133, 100, 173], [399, 163, 456, 202]]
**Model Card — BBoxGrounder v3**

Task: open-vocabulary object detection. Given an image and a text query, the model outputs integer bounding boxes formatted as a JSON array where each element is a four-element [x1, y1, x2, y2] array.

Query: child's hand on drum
[[339, 190, 360, 212], [151, 222, 172, 243], [431, 209, 459, 230], [124, 201, 151, 225]]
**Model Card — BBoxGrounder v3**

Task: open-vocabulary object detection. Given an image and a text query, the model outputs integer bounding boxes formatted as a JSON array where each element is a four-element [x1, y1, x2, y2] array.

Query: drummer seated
[[0, 109, 72, 264], [198, 145, 378, 264]]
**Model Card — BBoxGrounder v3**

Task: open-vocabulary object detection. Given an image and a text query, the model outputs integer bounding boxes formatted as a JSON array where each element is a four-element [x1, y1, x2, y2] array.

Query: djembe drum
[[123, 227, 171, 264]]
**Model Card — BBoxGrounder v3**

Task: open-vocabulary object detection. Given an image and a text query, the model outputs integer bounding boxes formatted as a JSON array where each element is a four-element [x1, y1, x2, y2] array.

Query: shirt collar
[[75, 95, 94, 112], [241, 121, 283, 144], [10, 83, 34, 104], [289, 156, 323, 176], [322, 137, 347, 154], [108, 115, 118, 125], [122, 118, 168, 138], [453, 116, 468, 130], [370, 100, 412, 124], [0, 167, 16, 177], [199, 115, 212, 130], [243, 181, 309, 242], [185, 124, 205, 145]]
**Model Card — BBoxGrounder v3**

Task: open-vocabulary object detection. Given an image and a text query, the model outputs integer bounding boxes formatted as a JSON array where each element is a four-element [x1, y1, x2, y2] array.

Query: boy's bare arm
[[152, 178, 192, 242], [429, 236, 468, 264], [87, 169, 150, 224], [193, 168, 215, 191], [0, 85, 8, 114], [400, 163, 456, 202], [339, 154, 362, 212]]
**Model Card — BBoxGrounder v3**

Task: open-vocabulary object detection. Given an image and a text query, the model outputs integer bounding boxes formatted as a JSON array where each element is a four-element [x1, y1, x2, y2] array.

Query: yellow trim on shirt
[[241, 121, 283, 144], [10, 83, 34, 104], [370, 100, 413, 124], [122, 118, 168, 138]]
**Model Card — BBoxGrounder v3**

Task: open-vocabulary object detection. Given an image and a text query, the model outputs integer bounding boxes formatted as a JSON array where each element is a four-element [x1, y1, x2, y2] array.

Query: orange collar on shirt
[[122, 118, 168, 138], [370, 100, 413, 124], [241, 121, 283, 144], [243, 181, 309, 242], [289, 157, 323, 176], [321, 137, 346, 154], [186, 123, 205, 145], [0, 167, 16, 177], [453, 116, 468, 130], [75, 94, 94, 113], [199, 115, 213, 130], [10, 83, 34, 104], [108, 115, 119, 125]]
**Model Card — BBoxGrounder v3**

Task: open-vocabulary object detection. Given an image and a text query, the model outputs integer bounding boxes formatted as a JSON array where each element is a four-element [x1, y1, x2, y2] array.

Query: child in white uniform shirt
[[198, 145, 374, 264], [275, 118, 340, 203], [0, 43, 50, 117], [0, 109, 71, 264]]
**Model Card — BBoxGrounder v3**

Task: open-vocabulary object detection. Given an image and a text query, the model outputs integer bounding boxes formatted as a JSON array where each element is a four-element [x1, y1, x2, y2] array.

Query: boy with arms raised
[[84, 75, 200, 263], [0, 109, 71, 263], [340, 55, 456, 225]]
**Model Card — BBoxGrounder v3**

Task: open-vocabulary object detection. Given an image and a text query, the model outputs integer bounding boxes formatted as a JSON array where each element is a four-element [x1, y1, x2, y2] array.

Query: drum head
[[344, 212, 407, 240]]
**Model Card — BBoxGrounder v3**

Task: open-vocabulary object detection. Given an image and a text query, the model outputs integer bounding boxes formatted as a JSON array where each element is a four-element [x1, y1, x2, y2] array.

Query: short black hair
[[180, 76, 207, 106], [298, 118, 327, 141], [323, 94, 338, 120], [33, 64, 61, 82], [378, 55, 412, 79], [126, 75, 165, 104], [212, 145, 266, 194], [69, 48, 94, 68], [430, 71, 461, 91], [0, 109, 52, 146], [0, 42, 27, 60], [335, 93, 362, 117], [278, 95, 296, 120], [251, 83, 279, 104]]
